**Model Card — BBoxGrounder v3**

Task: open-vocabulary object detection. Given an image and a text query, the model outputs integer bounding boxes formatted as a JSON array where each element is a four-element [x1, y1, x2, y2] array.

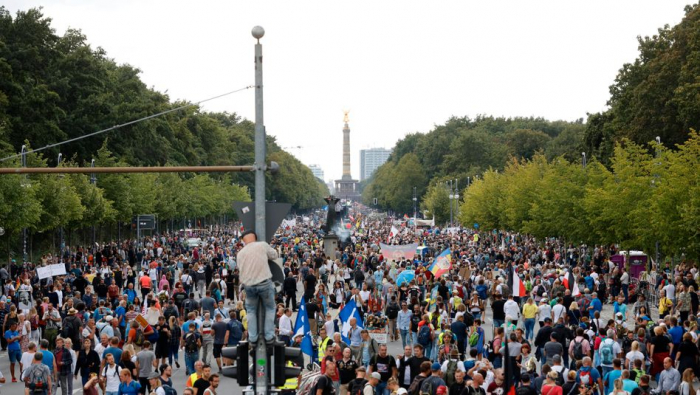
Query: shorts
[[8, 348, 21, 363], [213, 344, 224, 358]]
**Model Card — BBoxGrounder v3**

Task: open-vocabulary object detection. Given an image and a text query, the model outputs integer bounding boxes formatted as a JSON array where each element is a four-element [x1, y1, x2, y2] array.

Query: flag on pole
[[511, 266, 527, 297], [390, 226, 399, 238], [428, 248, 452, 278], [503, 336, 516, 395], [338, 299, 364, 345], [294, 296, 314, 356], [564, 271, 581, 296]]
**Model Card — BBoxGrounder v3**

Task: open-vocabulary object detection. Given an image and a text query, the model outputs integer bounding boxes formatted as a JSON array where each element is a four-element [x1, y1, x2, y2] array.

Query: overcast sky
[[5, 1, 693, 181]]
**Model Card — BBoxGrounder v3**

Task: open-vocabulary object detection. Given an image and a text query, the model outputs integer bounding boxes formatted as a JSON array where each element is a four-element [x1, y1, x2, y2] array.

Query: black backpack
[[185, 332, 198, 353], [386, 303, 399, 319]]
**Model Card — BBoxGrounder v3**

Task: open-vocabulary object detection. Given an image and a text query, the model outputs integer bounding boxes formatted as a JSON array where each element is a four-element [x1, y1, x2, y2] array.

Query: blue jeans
[[245, 280, 277, 342], [169, 346, 179, 366], [400, 329, 410, 348], [524, 318, 535, 341], [622, 284, 629, 303], [376, 381, 388, 395], [185, 351, 199, 375]]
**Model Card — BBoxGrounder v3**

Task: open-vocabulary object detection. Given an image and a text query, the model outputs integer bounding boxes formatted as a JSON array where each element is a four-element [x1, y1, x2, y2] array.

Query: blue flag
[[294, 296, 314, 356], [339, 299, 364, 345]]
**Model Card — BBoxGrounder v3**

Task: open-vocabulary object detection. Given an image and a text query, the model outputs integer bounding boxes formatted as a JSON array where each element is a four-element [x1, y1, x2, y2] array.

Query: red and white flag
[[512, 267, 526, 297]]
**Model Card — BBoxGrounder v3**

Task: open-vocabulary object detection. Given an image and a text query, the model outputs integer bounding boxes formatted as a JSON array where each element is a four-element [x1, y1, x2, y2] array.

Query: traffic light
[[221, 342, 250, 386], [271, 344, 302, 387]]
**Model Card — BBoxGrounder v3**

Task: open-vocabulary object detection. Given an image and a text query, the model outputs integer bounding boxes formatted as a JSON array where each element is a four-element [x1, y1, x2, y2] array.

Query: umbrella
[[396, 270, 415, 286]]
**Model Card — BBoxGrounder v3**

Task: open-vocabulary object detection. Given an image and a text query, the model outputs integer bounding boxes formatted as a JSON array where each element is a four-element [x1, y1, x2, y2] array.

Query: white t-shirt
[[663, 284, 676, 300], [538, 304, 552, 321], [20, 351, 35, 373], [625, 350, 644, 370], [359, 290, 370, 302], [552, 304, 567, 323], [102, 364, 122, 392]]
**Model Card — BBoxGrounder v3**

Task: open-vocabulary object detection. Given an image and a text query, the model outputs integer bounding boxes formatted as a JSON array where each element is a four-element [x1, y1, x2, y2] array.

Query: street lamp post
[[654, 137, 661, 270], [58, 153, 64, 260], [448, 180, 454, 227], [90, 159, 96, 252], [21, 145, 27, 263], [454, 179, 459, 225]]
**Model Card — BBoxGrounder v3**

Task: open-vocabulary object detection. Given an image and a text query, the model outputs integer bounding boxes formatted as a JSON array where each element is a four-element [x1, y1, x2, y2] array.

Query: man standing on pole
[[237, 230, 278, 343]]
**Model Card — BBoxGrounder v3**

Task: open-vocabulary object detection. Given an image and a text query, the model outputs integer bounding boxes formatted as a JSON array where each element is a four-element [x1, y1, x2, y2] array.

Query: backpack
[[468, 330, 480, 347], [25, 364, 49, 392], [419, 377, 435, 395], [62, 317, 75, 338], [162, 384, 178, 395], [183, 299, 195, 316], [134, 328, 145, 347], [578, 368, 592, 387], [228, 320, 243, 340], [417, 325, 432, 347], [462, 312, 474, 327], [599, 339, 614, 365], [445, 360, 458, 387], [408, 376, 426, 395], [185, 332, 198, 353], [350, 379, 368, 395], [386, 303, 399, 319], [572, 338, 585, 360]]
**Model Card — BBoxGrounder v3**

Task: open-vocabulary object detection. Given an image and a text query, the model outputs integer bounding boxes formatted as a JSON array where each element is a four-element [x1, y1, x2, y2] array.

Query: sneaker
[[12, 378, 16, 383], [175, 361, 180, 368]]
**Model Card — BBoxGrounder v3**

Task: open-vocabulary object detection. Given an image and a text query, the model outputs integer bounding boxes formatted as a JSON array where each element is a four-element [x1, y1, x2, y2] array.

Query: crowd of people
[[0, 212, 697, 395]]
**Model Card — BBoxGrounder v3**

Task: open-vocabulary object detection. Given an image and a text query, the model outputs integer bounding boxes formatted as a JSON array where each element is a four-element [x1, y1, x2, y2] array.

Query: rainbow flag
[[429, 248, 452, 278]]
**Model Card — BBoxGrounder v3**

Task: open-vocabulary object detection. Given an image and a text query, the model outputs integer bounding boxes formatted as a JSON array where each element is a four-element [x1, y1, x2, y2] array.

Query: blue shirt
[[117, 380, 141, 395], [590, 298, 602, 317], [604, 369, 622, 395], [348, 326, 362, 347], [397, 310, 412, 331], [41, 349, 55, 372], [115, 306, 126, 326], [669, 326, 684, 344], [182, 320, 200, 335], [4, 329, 20, 350], [103, 346, 123, 363]]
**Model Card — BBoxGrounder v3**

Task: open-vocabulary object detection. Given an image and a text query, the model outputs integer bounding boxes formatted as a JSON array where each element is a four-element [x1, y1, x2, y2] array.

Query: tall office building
[[308, 164, 324, 181], [360, 148, 393, 181]]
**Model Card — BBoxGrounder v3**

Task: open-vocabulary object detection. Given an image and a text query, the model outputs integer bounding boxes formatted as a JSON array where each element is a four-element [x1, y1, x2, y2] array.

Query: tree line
[[0, 7, 328, 254], [459, 132, 700, 262]]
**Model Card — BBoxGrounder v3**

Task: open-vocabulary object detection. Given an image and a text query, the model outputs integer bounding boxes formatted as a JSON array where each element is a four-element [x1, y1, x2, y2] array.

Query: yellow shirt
[[659, 297, 673, 314], [522, 303, 538, 319]]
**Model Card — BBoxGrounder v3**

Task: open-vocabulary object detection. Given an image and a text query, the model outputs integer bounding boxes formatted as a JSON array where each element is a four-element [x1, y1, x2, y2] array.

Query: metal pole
[[253, 26, 266, 242], [582, 152, 586, 169], [91, 159, 96, 252], [654, 137, 661, 269], [58, 153, 64, 260], [448, 180, 453, 227], [455, 178, 459, 225], [251, 25, 268, 395], [21, 145, 27, 263]]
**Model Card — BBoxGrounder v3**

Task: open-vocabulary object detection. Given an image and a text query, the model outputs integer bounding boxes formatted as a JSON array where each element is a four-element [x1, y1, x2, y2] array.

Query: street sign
[[133, 214, 156, 230]]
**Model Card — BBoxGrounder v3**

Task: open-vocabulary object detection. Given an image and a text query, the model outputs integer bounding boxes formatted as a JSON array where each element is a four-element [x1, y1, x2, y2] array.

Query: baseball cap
[[397, 389, 408, 395], [148, 372, 160, 379], [436, 385, 447, 395], [642, 315, 651, 321], [431, 362, 441, 371], [544, 317, 552, 323], [370, 372, 381, 380]]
